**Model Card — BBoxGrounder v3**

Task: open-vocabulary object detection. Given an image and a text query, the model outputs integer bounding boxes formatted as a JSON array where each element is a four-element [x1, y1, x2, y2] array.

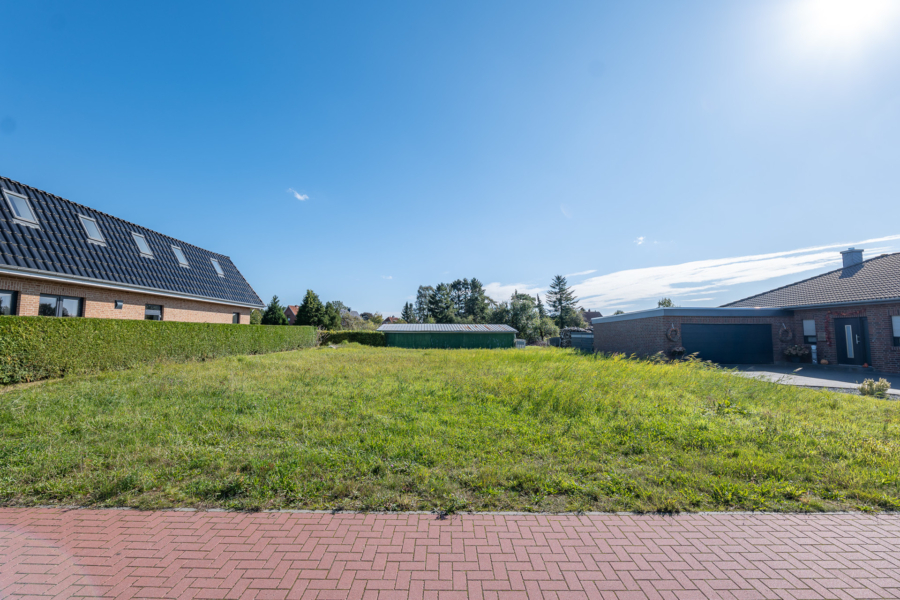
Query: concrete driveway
[[731, 364, 900, 397]]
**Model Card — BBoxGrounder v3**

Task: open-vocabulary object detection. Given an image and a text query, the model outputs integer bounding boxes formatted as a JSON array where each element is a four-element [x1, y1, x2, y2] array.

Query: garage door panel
[[681, 324, 773, 364]]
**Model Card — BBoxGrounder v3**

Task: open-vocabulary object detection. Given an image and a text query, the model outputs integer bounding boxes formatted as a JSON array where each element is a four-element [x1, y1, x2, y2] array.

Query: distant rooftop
[[377, 324, 517, 333]]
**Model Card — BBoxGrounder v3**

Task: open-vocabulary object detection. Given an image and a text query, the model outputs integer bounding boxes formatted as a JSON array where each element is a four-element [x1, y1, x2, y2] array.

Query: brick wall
[[792, 303, 900, 374], [0, 274, 251, 324], [593, 303, 900, 374], [593, 314, 795, 362]]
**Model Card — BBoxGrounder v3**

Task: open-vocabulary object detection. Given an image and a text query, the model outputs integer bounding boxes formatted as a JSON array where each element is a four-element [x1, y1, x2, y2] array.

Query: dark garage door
[[681, 324, 773, 364]]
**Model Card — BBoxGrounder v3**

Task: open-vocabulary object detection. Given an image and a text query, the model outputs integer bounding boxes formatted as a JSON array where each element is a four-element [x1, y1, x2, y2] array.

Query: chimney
[[840, 247, 864, 268]]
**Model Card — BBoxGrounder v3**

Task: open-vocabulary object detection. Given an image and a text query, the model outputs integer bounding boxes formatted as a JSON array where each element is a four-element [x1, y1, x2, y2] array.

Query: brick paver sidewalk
[[1, 509, 899, 600]]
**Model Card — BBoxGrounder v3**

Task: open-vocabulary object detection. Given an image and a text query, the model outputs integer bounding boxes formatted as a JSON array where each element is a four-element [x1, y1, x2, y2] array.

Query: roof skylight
[[210, 258, 225, 277], [78, 215, 105, 243], [3, 189, 38, 224], [171, 246, 189, 267], [133, 233, 153, 257]]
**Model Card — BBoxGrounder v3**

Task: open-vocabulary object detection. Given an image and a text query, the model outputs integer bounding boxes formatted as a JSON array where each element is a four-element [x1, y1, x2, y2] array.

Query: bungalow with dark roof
[[592, 248, 900, 374], [0, 176, 264, 323]]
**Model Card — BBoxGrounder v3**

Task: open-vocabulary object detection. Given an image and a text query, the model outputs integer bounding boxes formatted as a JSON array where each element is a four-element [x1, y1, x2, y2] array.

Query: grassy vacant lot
[[1, 346, 898, 513]]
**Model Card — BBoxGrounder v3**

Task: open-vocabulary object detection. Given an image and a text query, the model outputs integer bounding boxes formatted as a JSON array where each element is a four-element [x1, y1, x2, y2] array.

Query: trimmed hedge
[[320, 330, 386, 347], [0, 317, 317, 384]]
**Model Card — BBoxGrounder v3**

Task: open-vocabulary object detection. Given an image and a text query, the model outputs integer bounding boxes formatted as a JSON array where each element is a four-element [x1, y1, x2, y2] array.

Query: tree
[[295, 289, 326, 326], [401, 302, 416, 323], [323, 302, 341, 330], [657, 297, 675, 307], [261, 295, 288, 325], [450, 279, 471, 317], [613, 310, 625, 316], [465, 278, 490, 322], [536, 294, 547, 320], [330, 300, 350, 313], [415, 286, 434, 323], [427, 283, 455, 323], [250, 309, 262, 324], [546, 275, 578, 328], [558, 306, 587, 329]]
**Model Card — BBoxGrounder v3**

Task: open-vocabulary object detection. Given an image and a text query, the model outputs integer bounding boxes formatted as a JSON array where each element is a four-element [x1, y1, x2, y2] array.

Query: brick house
[[0, 176, 264, 323], [592, 248, 900, 374], [284, 305, 300, 325]]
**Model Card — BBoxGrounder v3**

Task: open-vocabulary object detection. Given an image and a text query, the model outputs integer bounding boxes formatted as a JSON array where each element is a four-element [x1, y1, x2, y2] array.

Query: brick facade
[[0, 274, 250, 324], [593, 302, 900, 374]]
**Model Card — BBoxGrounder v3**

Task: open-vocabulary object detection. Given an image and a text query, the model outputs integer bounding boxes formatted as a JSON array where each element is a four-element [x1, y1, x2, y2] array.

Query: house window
[[38, 294, 83, 317], [2, 189, 38, 224], [115, 300, 124, 310], [211, 258, 225, 277], [893, 315, 900, 347], [133, 233, 153, 257], [232, 312, 240, 324], [171, 246, 189, 267], [78, 215, 105, 244], [145, 304, 163, 321], [802, 319, 817, 344], [0, 290, 17, 316]]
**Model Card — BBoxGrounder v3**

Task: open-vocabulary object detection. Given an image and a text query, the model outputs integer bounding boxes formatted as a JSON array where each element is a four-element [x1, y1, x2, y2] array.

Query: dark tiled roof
[[0, 176, 264, 307], [723, 253, 900, 309]]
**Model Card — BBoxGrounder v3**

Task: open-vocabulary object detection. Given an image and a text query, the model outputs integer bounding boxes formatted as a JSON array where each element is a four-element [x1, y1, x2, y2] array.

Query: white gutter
[[0, 264, 265, 310]]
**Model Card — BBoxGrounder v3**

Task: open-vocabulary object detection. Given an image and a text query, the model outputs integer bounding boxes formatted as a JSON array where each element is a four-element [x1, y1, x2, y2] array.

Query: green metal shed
[[377, 324, 517, 348]]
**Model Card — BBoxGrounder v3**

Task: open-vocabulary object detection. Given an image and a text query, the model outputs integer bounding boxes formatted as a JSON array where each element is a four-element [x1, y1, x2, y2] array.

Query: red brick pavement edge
[[1, 509, 899, 600]]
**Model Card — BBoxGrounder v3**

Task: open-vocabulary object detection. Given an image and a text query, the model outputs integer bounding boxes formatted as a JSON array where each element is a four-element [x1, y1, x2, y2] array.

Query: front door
[[834, 317, 869, 366]]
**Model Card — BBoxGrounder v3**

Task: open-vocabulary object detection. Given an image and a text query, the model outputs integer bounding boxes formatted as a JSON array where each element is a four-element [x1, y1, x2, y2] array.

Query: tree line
[[253, 293, 382, 330], [399, 275, 588, 343]]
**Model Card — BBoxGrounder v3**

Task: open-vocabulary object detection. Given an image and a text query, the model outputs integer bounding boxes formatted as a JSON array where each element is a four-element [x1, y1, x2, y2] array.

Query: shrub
[[859, 378, 891, 398], [0, 316, 317, 384], [320, 330, 386, 347]]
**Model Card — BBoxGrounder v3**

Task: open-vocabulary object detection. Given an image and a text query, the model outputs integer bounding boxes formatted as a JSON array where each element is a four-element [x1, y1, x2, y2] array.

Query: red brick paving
[[1, 510, 899, 600]]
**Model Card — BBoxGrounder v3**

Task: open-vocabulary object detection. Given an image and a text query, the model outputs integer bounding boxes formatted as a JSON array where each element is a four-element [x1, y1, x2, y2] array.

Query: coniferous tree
[[427, 283, 455, 323], [465, 278, 490, 322], [546, 275, 578, 328], [261, 295, 289, 325], [414, 286, 434, 323], [323, 302, 342, 329], [296, 289, 326, 326], [401, 302, 416, 323]]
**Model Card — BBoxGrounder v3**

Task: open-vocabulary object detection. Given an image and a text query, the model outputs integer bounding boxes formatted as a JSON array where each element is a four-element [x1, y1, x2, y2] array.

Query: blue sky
[[2, 1, 899, 315]]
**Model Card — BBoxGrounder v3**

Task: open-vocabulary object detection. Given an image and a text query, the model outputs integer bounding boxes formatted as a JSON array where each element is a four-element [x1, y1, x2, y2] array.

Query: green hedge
[[320, 330, 386, 346], [0, 317, 317, 384]]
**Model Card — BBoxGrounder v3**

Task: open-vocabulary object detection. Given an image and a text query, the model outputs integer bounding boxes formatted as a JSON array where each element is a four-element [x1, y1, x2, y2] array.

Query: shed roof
[[377, 324, 517, 333], [0, 175, 264, 308], [723, 252, 900, 309]]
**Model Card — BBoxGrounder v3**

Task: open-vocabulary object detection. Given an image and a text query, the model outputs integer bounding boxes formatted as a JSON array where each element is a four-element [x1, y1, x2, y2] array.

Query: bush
[[320, 330, 386, 346], [859, 378, 892, 398], [0, 317, 317, 384]]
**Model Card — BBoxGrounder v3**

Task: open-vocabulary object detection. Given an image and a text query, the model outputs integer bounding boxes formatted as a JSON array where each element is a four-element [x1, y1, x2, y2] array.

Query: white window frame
[[171, 245, 189, 268], [210, 258, 225, 277], [78, 214, 106, 245], [2, 188, 39, 226], [802, 320, 816, 337], [132, 232, 153, 258]]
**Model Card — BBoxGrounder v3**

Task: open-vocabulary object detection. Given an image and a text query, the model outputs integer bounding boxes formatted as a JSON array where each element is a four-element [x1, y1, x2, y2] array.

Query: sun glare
[[787, 0, 900, 56]]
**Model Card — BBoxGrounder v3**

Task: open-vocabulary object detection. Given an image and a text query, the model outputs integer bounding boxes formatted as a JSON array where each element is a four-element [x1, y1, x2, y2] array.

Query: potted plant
[[669, 346, 686, 359], [783, 344, 810, 363]]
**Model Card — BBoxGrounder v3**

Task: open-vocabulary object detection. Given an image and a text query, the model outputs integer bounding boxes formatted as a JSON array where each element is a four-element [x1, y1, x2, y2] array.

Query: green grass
[[1, 346, 898, 513]]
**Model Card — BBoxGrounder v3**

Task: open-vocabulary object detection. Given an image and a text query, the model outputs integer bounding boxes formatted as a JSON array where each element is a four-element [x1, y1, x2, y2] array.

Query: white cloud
[[288, 188, 309, 201], [382, 275, 393, 280], [484, 282, 545, 302], [684, 298, 715, 302], [634, 236, 645, 245], [564, 269, 597, 278], [572, 235, 900, 312], [560, 204, 572, 219]]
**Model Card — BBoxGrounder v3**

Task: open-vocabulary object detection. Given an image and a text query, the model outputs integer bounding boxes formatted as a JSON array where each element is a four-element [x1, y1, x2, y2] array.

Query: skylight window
[[210, 258, 225, 277], [79, 215, 105, 243], [2, 189, 38, 224], [171, 246, 189, 267], [132, 233, 153, 257]]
